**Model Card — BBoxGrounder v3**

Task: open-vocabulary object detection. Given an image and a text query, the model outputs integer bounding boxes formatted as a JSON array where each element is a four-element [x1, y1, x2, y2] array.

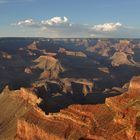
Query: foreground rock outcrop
[[0, 76, 140, 140], [106, 76, 140, 139]]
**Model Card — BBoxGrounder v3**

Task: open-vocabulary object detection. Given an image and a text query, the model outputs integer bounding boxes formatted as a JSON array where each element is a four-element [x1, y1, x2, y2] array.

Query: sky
[[0, 0, 140, 38]]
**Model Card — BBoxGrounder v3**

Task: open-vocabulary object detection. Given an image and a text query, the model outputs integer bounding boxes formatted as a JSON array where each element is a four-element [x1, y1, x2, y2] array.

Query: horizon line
[[0, 37, 140, 40]]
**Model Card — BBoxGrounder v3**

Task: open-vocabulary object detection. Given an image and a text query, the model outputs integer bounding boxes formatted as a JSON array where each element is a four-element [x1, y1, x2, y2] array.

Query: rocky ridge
[[0, 76, 140, 140]]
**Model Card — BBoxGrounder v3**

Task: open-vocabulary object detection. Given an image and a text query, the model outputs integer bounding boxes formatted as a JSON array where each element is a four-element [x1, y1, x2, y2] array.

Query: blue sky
[[0, 0, 140, 38]]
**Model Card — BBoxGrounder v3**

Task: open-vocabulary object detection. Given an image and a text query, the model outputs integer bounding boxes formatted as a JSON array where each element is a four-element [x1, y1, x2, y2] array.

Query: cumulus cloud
[[13, 16, 70, 28], [16, 19, 34, 26], [12, 16, 73, 37], [11, 16, 140, 38], [41, 16, 68, 26], [93, 22, 122, 32], [12, 19, 40, 27]]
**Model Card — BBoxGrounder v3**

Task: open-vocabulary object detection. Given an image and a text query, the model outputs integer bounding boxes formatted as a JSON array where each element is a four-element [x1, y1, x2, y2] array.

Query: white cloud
[[11, 17, 140, 38], [13, 16, 69, 27], [12, 19, 39, 27], [17, 19, 34, 26], [41, 16, 69, 26], [93, 22, 122, 32]]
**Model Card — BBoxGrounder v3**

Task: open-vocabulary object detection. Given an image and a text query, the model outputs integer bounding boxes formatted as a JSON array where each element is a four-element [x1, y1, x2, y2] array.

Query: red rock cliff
[[0, 76, 140, 139]]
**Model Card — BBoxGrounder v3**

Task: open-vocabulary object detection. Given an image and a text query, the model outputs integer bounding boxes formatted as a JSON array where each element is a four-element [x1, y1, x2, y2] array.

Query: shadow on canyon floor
[[37, 90, 121, 114]]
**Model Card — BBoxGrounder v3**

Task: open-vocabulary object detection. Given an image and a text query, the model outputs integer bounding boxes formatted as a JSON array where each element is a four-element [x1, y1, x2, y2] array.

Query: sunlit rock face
[[58, 48, 87, 58], [33, 55, 64, 79], [0, 87, 113, 140], [106, 76, 140, 140], [0, 51, 12, 59], [24, 67, 32, 74], [0, 76, 140, 140], [111, 52, 132, 66], [61, 78, 94, 96], [128, 76, 140, 93]]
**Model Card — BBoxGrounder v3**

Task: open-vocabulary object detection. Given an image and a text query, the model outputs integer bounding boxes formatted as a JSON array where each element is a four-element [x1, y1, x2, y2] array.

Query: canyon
[[0, 76, 140, 140], [0, 38, 140, 139]]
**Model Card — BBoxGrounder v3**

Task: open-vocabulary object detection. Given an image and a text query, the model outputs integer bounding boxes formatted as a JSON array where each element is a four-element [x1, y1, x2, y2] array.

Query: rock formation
[[27, 41, 38, 51], [111, 52, 132, 66], [98, 67, 110, 74], [106, 76, 140, 139], [0, 51, 12, 59], [24, 67, 32, 74], [58, 48, 87, 58], [0, 38, 140, 139], [86, 40, 112, 57], [61, 78, 94, 96], [0, 76, 140, 140], [128, 76, 140, 93], [33, 55, 64, 79]]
